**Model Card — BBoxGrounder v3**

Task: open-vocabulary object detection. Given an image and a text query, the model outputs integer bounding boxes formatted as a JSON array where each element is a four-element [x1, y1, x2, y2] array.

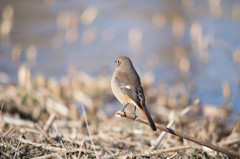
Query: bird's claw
[[121, 109, 126, 117], [133, 114, 137, 122]]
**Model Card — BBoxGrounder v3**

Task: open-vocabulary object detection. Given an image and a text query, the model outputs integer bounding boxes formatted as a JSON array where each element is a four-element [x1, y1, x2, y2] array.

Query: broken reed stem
[[43, 113, 56, 132], [115, 111, 240, 158], [152, 119, 175, 150]]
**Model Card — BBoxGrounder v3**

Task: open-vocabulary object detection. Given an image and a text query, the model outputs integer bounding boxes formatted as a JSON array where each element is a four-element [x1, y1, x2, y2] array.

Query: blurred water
[[0, 0, 240, 112]]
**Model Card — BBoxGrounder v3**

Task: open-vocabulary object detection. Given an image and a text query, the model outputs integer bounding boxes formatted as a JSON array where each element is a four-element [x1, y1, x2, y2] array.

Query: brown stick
[[115, 111, 240, 158], [35, 123, 54, 145]]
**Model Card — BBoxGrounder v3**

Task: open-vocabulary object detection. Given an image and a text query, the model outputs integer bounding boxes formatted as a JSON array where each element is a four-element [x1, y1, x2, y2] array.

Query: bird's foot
[[121, 109, 126, 117], [132, 106, 137, 122], [133, 114, 137, 122]]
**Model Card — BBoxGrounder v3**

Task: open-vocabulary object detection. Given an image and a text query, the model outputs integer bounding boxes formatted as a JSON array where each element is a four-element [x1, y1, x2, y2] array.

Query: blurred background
[[0, 0, 240, 113]]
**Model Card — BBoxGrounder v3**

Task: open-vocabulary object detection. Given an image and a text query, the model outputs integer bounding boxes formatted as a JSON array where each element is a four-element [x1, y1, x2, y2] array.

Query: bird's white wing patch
[[121, 85, 131, 89]]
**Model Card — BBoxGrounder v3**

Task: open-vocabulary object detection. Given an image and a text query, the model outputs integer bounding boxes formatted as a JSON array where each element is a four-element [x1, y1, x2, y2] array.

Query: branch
[[115, 111, 240, 158]]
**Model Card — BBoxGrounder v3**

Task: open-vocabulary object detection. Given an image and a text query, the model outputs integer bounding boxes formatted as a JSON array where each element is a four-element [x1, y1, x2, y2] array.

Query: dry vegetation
[[0, 65, 239, 159], [1, 0, 240, 158]]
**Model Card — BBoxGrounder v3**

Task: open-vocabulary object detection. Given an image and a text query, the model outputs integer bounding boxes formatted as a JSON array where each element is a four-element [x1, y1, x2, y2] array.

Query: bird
[[111, 56, 157, 131]]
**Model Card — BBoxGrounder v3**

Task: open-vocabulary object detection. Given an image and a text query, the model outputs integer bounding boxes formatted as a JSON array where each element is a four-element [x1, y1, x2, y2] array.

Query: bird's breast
[[111, 76, 131, 105]]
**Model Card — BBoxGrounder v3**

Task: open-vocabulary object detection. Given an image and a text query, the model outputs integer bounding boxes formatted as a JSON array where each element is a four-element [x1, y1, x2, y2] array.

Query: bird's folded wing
[[118, 81, 145, 110]]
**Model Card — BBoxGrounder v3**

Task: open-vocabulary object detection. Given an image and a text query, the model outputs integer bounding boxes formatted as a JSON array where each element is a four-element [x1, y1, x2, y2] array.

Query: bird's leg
[[122, 103, 129, 117], [133, 106, 137, 121]]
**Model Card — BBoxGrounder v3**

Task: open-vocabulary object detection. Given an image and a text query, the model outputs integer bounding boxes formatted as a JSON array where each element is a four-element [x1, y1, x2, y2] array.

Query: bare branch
[[115, 111, 240, 158]]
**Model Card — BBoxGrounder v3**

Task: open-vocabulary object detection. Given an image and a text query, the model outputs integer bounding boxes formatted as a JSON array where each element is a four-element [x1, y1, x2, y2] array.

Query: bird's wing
[[116, 72, 145, 109]]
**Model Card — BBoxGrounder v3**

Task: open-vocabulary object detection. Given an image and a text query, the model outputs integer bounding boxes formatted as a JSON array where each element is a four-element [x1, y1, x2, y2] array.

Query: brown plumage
[[111, 56, 157, 131]]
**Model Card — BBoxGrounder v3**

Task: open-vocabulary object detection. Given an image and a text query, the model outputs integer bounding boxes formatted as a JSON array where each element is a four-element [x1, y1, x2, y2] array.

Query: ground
[[0, 70, 239, 158]]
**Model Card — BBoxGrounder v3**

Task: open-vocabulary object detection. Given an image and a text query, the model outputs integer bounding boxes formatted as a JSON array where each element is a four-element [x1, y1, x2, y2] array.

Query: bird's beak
[[114, 60, 117, 63]]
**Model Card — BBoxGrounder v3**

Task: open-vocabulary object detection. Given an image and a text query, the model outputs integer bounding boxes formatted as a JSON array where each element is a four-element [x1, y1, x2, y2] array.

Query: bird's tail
[[139, 107, 157, 131]]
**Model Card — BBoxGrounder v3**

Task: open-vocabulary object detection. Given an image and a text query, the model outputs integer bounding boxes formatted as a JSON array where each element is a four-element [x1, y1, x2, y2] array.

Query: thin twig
[[43, 113, 56, 132], [151, 119, 174, 150], [13, 141, 20, 159], [34, 123, 54, 145], [104, 147, 116, 159], [8, 144, 25, 156], [219, 138, 240, 146], [82, 106, 99, 159], [152, 100, 198, 150], [159, 145, 191, 153], [78, 139, 85, 159], [158, 130, 170, 152], [3, 126, 15, 136], [168, 153, 178, 159], [18, 137, 65, 151], [31, 153, 61, 159], [129, 145, 191, 158], [66, 148, 94, 154], [115, 111, 240, 158], [60, 140, 67, 159]]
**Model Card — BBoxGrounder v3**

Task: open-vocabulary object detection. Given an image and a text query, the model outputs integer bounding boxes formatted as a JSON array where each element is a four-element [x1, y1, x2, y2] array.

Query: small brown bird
[[111, 56, 157, 131]]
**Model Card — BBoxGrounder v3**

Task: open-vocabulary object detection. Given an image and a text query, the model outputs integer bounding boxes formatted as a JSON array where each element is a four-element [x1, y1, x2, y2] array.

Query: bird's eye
[[114, 59, 120, 64]]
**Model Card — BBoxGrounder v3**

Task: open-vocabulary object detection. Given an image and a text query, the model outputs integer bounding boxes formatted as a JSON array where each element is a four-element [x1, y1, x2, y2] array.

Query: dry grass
[[0, 68, 239, 158]]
